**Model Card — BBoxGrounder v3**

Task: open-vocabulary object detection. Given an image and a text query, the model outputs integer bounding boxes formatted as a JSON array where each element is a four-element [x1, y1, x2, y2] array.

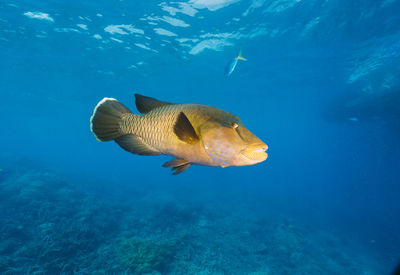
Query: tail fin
[[236, 50, 247, 61], [90, 98, 132, 141]]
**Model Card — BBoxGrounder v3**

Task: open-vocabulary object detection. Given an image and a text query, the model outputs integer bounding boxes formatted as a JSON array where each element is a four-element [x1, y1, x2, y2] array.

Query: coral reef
[[119, 237, 177, 273], [0, 161, 395, 274]]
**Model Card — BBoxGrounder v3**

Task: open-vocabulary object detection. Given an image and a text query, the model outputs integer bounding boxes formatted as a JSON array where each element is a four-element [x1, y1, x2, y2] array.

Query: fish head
[[199, 117, 268, 167]]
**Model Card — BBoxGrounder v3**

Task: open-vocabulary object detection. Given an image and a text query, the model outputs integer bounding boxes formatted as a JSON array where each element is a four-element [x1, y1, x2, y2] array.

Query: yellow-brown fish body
[[90, 94, 268, 174]]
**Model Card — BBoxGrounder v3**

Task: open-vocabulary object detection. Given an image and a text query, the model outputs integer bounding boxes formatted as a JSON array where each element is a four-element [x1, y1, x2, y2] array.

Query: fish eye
[[231, 122, 239, 129]]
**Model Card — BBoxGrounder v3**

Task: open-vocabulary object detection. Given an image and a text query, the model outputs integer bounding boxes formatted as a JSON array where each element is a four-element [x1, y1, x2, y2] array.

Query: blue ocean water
[[1, 0, 400, 273]]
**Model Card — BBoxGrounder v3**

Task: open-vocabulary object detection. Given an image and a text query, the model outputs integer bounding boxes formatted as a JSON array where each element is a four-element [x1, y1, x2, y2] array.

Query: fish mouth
[[240, 143, 268, 162]]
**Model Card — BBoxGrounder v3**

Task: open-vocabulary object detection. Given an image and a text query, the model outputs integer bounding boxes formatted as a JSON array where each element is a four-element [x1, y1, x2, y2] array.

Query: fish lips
[[240, 143, 268, 163]]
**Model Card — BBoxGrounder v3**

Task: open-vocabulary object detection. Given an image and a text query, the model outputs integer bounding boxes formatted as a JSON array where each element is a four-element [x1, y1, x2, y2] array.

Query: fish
[[348, 117, 359, 122], [90, 94, 268, 175], [224, 50, 247, 76]]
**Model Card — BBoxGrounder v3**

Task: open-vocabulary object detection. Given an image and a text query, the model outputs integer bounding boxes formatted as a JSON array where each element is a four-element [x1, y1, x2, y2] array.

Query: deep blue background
[[1, 0, 399, 272]]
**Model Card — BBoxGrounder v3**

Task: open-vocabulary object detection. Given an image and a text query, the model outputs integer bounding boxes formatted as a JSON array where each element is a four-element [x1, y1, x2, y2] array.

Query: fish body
[[90, 94, 268, 174], [225, 50, 247, 76]]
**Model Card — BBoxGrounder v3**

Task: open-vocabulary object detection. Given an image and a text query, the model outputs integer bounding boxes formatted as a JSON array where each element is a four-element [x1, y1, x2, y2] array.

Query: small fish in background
[[348, 117, 359, 122], [224, 50, 247, 76], [90, 94, 268, 175]]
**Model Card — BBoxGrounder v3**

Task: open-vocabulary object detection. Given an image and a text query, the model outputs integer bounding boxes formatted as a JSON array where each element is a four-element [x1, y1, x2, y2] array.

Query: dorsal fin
[[173, 112, 199, 144], [134, 94, 172, 114]]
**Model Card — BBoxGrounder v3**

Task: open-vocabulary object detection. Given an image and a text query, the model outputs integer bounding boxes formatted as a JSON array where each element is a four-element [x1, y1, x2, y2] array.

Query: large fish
[[90, 94, 268, 175], [225, 50, 247, 76]]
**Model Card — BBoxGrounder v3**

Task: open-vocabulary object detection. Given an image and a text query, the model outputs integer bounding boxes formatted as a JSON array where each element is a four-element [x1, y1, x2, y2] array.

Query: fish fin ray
[[162, 158, 190, 168], [115, 134, 161, 155], [134, 94, 172, 114], [172, 163, 191, 175], [90, 98, 132, 141], [173, 112, 200, 144]]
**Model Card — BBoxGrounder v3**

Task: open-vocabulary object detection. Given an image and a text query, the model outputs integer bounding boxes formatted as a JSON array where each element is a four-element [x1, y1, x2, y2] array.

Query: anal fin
[[115, 134, 160, 156]]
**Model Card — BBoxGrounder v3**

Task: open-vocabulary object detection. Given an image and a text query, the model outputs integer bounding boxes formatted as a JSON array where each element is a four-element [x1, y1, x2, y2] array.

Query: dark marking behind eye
[[235, 125, 245, 140]]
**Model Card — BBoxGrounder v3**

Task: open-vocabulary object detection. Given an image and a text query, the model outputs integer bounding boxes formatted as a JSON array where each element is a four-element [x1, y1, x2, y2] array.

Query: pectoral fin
[[162, 158, 191, 175], [134, 94, 172, 114], [173, 112, 199, 144]]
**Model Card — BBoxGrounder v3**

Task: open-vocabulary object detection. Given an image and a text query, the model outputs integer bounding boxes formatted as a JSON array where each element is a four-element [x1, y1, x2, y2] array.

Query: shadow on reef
[[0, 159, 394, 274]]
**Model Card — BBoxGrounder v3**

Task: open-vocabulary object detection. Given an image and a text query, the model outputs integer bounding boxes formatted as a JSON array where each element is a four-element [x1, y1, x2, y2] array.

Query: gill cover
[[200, 121, 244, 167]]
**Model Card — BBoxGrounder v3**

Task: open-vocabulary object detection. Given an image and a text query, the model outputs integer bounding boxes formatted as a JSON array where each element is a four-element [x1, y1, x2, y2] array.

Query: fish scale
[[122, 106, 182, 153]]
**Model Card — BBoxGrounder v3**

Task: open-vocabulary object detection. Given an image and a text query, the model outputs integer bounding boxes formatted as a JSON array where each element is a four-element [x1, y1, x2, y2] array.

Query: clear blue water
[[1, 0, 400, 274]]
